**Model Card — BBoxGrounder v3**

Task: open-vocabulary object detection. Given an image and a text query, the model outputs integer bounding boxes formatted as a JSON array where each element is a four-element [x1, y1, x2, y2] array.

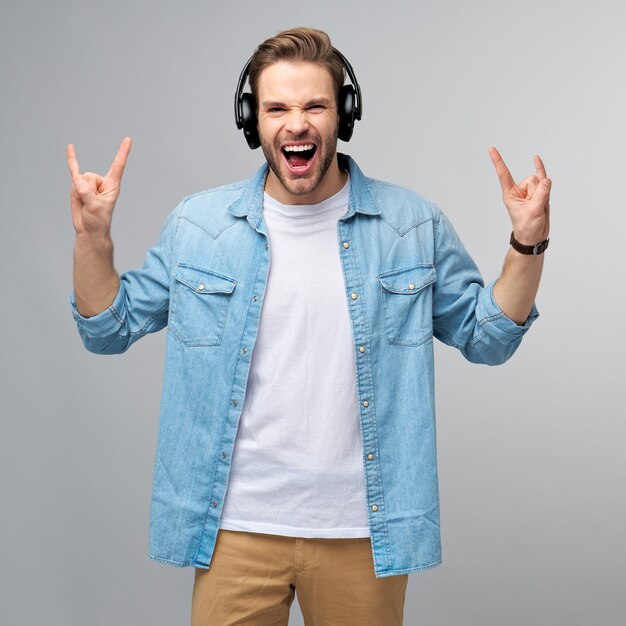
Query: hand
[[489, 147, 551, 246], [67, 137, 132, 239]]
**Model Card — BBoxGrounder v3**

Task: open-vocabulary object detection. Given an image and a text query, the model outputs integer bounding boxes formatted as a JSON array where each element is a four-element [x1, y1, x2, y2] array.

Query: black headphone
[[234, 48, 363, 150]]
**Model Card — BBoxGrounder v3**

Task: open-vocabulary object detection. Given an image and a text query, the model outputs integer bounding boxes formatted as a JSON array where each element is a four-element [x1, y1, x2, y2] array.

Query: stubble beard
[[260, 128, 338, 199]]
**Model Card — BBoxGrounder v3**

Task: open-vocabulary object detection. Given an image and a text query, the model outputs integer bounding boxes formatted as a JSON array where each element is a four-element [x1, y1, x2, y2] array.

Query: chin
[[279, 173, 323, 196]]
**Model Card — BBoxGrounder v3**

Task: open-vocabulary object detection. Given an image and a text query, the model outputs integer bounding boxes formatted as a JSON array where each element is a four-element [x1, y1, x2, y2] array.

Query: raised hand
[[67, 137, 132, 239], [489, 147, 551, 246]]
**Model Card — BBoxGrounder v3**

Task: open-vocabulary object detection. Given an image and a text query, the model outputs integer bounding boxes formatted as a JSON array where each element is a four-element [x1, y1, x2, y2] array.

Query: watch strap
[[509, 231, 550, 256]]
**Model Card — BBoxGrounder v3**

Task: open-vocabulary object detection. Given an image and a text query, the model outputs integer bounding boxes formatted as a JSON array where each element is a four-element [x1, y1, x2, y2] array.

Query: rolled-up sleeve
[[70, 203, 181, 355], [432, 208, 538, 365]]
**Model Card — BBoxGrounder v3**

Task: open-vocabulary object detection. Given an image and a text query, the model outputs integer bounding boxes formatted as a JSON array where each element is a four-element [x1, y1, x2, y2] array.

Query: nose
[[285, 108, 309, 135]]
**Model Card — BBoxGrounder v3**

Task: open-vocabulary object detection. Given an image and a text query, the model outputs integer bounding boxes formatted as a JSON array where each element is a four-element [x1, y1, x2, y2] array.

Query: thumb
[[531, 177, 551, 208]]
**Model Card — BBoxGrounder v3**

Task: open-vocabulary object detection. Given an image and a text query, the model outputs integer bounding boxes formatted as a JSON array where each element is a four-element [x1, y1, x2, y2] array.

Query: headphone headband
[[234, 48, 362, 149]]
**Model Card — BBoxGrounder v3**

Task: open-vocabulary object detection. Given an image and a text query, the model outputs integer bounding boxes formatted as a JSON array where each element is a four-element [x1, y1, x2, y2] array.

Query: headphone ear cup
[[241, 93, 261, 150], [337, 84, 355, 142]]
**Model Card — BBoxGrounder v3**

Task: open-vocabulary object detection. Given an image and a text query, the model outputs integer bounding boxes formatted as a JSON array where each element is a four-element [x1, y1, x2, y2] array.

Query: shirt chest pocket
[[377, 265, 437, 347], [169, 264, 237, 347]]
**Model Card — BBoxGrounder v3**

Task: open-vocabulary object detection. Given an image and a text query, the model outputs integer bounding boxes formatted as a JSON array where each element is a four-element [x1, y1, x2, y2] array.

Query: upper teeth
[[284, 144, 314, 152]]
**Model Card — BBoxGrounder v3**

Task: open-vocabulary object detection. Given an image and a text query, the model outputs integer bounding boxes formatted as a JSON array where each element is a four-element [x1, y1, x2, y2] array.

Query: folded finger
[[520, 175, 540, 198]]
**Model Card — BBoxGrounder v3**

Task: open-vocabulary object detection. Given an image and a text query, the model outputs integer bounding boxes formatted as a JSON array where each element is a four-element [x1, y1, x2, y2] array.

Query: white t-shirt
[[219, 178, 370, 538]]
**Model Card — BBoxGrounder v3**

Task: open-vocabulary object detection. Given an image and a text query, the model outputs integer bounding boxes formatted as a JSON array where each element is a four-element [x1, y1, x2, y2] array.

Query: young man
[[68, 27, 550, 626]]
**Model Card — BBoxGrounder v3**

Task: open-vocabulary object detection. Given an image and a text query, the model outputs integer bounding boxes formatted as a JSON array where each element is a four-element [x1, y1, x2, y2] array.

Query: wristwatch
[[509, 231, 550, 256]]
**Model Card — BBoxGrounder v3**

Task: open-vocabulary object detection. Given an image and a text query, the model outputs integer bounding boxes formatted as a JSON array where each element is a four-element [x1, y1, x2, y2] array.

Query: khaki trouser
[[191, 529, 408, 626]]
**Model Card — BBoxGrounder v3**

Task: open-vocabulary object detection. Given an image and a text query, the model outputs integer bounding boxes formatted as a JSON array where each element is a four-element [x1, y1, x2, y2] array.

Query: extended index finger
[[66, 143, 81, 178], [489, 146, 516, 193], [106, 136, 132, 181]]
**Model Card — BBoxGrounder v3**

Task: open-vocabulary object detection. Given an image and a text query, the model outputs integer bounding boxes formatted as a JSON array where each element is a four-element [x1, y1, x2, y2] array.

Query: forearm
[[492, 247, 544, 325], [73, 234, 120, 317]]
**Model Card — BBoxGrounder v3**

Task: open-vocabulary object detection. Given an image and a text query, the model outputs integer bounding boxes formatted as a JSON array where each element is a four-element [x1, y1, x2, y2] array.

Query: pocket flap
[[377, 265, 436, 294], [173, 264, 237, 294]]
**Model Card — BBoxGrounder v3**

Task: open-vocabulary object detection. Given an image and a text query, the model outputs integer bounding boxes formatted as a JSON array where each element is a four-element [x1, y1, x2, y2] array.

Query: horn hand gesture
[[66, 137, 132, 239], [489, 147, 551, 246]]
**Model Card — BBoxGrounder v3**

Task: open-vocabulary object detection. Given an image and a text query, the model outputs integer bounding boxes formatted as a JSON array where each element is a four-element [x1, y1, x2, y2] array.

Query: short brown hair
[[249, 27, 345, 104]]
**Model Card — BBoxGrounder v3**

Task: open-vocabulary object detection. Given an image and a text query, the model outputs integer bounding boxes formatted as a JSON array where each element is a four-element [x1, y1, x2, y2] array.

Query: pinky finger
[[67, 144, 81, 178], [534, 154, 547, 180]]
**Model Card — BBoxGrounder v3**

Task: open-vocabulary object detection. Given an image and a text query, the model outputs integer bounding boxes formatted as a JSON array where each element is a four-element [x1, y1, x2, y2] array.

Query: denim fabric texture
[[70, 154, 538, 578]]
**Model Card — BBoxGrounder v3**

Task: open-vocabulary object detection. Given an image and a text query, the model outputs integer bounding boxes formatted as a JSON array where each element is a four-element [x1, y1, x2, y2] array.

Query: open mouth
[[282, 143, 317, 171]]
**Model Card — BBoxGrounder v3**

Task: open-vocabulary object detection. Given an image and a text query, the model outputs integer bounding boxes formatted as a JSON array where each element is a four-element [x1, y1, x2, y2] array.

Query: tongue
[[289, 153, 309, 167]]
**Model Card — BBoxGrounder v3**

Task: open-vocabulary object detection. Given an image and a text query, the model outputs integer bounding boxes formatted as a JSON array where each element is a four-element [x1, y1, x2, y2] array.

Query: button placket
[[337, 219, 386, 542], [195, 232, 272, 566]]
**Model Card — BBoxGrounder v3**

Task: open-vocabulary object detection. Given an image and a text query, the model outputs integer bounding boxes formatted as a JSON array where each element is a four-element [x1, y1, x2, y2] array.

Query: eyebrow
[[261, 97, 332, 110]]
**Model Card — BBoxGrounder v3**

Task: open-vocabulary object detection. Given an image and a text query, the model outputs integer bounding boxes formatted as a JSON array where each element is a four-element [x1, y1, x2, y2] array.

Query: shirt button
[[367, 453, 375, 460], [362, 400, 369, 408], [220, 451, 228, 460], [241, 347, 248, 354], [198, 284, 205, 291], [252, 295, 258, 302], [371, 505, 379, 512], [343, 242, 350, 249], [231, 399, 238, 407], [358, 346, 365, 353], [350, 293, 358, 300], [408, 283, 416, 290], [211, 501, 218, 508]]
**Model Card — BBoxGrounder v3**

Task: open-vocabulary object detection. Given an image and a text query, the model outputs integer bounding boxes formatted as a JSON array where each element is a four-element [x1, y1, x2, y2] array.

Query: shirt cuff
[[476, 280, 539, 338], [69, 286, 126, 337]]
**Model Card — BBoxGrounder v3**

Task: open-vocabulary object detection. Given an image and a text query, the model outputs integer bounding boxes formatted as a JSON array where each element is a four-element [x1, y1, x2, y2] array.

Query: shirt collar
[[227, 153, 381, 228]]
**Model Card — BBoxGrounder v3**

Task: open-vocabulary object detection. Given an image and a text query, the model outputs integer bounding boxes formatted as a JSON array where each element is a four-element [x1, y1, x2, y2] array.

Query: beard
[[259, 126, 339, 199]]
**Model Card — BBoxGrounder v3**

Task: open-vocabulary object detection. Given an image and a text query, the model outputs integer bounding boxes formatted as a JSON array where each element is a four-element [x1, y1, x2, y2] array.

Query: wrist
[[74, 232, 114, 254], [512, 228, 548, 246]]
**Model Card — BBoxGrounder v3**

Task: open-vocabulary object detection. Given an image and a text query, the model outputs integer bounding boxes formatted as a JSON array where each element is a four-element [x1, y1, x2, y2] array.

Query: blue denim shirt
[[71, 154, 537, 578]]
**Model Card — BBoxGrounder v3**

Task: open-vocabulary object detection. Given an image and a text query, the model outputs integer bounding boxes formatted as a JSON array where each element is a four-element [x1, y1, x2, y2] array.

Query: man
[[68, 27, 550, 626]]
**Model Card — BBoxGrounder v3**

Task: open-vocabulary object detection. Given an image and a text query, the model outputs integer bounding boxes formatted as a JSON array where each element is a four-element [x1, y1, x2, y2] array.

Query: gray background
[[1, 0, 625, 624]]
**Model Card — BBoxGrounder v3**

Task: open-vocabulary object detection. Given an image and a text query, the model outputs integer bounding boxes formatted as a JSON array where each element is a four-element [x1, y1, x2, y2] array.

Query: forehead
[[256, 61, 335, 103]]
